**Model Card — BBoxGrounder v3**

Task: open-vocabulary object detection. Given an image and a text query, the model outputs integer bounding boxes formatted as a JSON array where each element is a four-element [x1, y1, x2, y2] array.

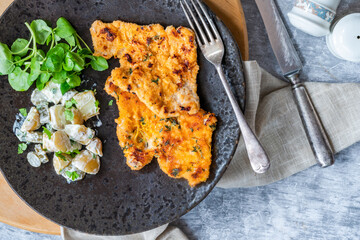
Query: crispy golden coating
[[157, 110, 217, 187], [105, 77, 217, 186], [91, 20, 200, 118]]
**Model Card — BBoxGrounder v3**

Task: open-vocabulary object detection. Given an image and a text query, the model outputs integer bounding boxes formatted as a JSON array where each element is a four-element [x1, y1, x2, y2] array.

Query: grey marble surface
[[1, 0, 360, 239]]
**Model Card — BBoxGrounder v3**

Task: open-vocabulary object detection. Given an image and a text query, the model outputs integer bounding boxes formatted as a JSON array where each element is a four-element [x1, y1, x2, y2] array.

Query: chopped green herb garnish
[[171, 168, 180, 177], [143, 53, 151, 62], [151, 78, 159, 85], [192, 145, 203, 158], [210, 123, 217, 130], [159, 128, 163, 133], [55, 152, 67, 161], [92, 153, 96, 159], [190, 128, 194, 132], [95, 100, 100, 109], [19, 108, 27, 117], [124, 143, 134, 150], [129, 68, 133, 74], [18, 143, 27, 154], [64, 109, 74, 121], [65, 171, 79, 181], [65, 149, 80, 158], [42, 126, 52, 139], [140, 117, 145, 125], [65, 98, 77, 109], [165, 125, 171, 131], [167, 117, 178, 126], [108, 100, 113, 106]]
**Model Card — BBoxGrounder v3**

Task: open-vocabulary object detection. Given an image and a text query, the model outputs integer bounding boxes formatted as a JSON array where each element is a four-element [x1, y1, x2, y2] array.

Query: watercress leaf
[[30, 19, 52, 45], [0, 43, 14, 75], [73, 63, 84, 72], [55, 17, 76, 39], [46, 34, 52, 46], [67, 52, 85, 72], [11, 38, 29, 57], [36, 78, 45, 90], [8, 67, 32, 91], [70, 52, 84, 67], [90, 56, 108, 71], [54, 33, 61, 42], [60, 82, 72, 95], [52, 70, 67, 84], [78, 48, 92, 56], [13, 56, 23, 67], [30, 57, 41, 73], [29, 71, 40, 83], [63, 61, 73, 71], [44, 54, 62, 72], [64, 52, 74, 71], [37, 49, 46, 59], [47, 44, 66, 58], [55, 43, 70, 52], [67, 74, 81, 87], [40, 72, 52, 83], [65, 35, 75, 47]]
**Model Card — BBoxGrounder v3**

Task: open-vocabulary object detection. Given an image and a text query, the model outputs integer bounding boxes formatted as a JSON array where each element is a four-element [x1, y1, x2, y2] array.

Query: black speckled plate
[[0, 0, 245, 235]]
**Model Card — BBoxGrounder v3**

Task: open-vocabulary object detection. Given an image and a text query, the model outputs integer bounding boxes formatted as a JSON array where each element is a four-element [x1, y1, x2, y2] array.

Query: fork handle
[[216, 66, 270, 173]]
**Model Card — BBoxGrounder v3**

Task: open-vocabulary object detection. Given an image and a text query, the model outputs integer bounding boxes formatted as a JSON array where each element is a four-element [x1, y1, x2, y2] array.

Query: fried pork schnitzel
[[91, 20, 200, 118], [93, 20, 217, 186]]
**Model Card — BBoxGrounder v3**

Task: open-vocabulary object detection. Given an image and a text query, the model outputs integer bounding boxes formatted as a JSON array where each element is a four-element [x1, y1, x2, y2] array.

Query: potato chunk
[[49, 105, 66, 130], [72, 150, 100, 174], [73, 91, 99, 121], [24, 131, 43, 143], [21, 107, 41, 132], [52, 131, 72, 153], [31, 89, 48, 106], [53, 153, 72, 174], [41, 81, 62, 104], [27, 152, 41, 167], [61, 164, 85, 182], [65, 107, 84, 125], [61, 90, 78, 106], [86, 137, 103, 157], [34, 144, 49, 164], [64, 124, 95, 145], [43, 131, 72, 153]]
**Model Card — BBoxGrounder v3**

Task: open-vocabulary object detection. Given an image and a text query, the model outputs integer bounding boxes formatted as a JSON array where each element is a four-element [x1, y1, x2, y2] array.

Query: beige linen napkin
[[62, 61, 360, 239]]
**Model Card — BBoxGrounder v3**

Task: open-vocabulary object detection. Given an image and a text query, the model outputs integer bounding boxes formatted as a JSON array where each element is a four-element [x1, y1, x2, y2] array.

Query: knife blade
[[254, 0, 334, 167], [254, 0, 302, 77]]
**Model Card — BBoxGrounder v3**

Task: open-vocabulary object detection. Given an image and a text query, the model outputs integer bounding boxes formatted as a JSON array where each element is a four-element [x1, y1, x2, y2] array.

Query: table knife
[[254, 0, 334, 167]]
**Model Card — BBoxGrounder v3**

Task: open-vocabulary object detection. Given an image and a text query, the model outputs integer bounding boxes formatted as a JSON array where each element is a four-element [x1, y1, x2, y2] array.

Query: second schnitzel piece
[[91, 20, 200, 118], [105, 77, 217, 187]]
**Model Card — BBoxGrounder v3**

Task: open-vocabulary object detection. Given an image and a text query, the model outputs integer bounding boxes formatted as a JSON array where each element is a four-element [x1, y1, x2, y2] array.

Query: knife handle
[[290, 76, 334, 167]]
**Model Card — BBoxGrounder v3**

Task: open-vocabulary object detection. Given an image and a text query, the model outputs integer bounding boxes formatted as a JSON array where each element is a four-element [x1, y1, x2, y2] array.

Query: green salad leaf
[[0, 17, 109, 93]]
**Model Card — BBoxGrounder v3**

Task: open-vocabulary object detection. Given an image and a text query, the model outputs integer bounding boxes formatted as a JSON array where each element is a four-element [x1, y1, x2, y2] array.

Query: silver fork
[[181, 0, 270, 173]]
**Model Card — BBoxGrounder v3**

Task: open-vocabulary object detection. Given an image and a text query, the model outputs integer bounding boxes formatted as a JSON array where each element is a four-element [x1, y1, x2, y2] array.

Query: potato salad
[[14, 82, 103, 182]]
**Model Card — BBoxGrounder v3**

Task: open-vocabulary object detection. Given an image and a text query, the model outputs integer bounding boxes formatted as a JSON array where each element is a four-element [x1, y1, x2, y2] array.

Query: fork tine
[[181, 0, 209, 45], [190, 0, 214, 42], [180, 0, 202, 45], [195, 0, 221, 40]]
